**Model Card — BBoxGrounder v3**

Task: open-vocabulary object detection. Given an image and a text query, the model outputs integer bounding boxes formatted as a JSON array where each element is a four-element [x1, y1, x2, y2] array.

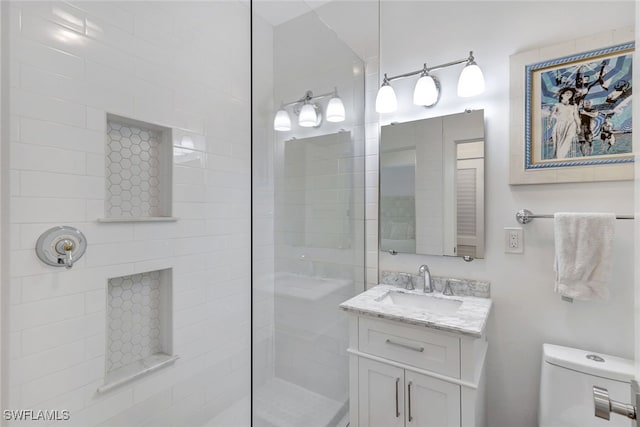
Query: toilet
[[539, 343, 634, 427]]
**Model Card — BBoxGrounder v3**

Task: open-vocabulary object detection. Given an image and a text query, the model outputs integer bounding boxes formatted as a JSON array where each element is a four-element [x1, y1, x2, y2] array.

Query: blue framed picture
[[525, 42, 634, 170]]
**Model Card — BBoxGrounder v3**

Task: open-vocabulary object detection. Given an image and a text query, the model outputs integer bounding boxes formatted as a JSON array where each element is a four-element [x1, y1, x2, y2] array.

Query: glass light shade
[[375, 84, 397, 113], [413, 75, 439, 106], [326, 96, 346, 122], [457, 63, 485, 97], [298, 103, 318, 127], [273, 109, 291, 131]]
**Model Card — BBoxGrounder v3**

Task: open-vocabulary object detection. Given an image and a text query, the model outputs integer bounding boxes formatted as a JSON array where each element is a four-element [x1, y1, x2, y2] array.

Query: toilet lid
[[543, 343, 633, 383]]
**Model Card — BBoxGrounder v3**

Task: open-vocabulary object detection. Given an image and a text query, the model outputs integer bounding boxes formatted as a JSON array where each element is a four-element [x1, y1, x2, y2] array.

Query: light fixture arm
[[282, 88, 339, 109], [384, 51, 476, 83]]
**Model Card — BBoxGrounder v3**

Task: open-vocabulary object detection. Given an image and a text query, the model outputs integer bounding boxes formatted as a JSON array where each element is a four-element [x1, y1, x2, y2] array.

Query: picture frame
[[509, 27, 635, 184]]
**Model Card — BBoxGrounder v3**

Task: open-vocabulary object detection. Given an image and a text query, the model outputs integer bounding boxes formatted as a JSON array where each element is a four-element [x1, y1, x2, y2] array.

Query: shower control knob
[[35, 226, 87, 269], [593, 386, 637, 421]]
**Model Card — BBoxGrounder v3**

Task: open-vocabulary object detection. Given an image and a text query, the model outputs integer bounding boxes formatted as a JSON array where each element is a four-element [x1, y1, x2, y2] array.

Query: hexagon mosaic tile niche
[[105, 115, 173, 219], [106, 269, 173, 376]]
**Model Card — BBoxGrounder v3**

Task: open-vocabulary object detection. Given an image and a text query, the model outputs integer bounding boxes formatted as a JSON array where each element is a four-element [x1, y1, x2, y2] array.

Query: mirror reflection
[[380, 110, 485, 258], [282, 131, 353, 250]]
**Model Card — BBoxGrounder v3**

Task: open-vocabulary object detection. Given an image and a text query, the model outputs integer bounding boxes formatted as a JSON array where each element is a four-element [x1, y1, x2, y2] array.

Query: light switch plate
[[504, 227, 524, 253]]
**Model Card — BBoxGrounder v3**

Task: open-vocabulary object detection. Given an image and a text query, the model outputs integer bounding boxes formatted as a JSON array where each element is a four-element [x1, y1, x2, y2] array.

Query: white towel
[[554, 212, 615, 301]]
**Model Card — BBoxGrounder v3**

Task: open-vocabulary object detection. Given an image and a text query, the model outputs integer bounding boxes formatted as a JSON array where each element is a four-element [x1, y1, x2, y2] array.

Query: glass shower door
[[251, 1, 375, 425]]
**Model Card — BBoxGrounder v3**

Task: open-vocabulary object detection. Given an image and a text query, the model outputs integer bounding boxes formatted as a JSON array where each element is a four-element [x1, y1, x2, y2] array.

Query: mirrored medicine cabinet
[[380, 110, 485, 259]]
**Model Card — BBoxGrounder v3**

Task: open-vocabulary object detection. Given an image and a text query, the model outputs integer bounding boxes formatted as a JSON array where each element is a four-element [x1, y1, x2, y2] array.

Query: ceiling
[[252, 0, 378, 60]]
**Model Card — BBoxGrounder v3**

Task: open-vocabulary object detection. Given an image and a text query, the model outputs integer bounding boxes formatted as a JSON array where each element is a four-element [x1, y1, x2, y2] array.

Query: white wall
[[374, 2, 635, 426], [6, 2, 250, 426]]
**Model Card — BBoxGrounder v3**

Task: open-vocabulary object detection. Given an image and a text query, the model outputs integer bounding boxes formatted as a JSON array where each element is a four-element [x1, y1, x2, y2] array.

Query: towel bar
[[516, 209, 634, 225]]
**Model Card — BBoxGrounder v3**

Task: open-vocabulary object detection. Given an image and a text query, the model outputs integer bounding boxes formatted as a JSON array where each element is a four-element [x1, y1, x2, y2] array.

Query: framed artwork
[[510, 28, 635, 184]]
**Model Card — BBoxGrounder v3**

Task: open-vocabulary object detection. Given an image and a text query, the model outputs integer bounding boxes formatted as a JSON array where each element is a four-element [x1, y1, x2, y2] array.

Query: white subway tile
[[173, 202, 207, 220], [20, 268, 106, 303], [86, 200, 104, 221], [173, 184, 207, 203], [10, 333, 21, 360], [84, 334, 106, 360], [85, 107, 106, 132], [10, 59, 20, 88], [11, 38, 83, 80], [10, 197, 86, 224], [84, 289, 106, 314], [20, 356, 104, 407], [132, 368, 175, 404], [173, 304, 208, 330], [80, 223, 134, 246], [172, 236, 225, 257], [68, 1, 134, 33], [11, 89, 86, 128], [21, 312, 105, 356], [131, 222, 177, 241], [20, 171, 103, 199], [96, 389, 171, 427], [85, 153, 106, 178], [11, 341, 86, 385], [19, 117, 104, 154], [11, 142, 85, 175], [131, 259, 173, 276], [18, 222, 62, 249], [30, 385, 88, 421], [10, 170, 20, 196], [29, 2, 85, 33], [134, 13, 181, 49], [10, 278, 21, 305], [19, 11, 88, 59], [59, 387, 133, 427], [20, 63, 85, 104], [7, 386, 22, 410], [11, 294, 85, 331], [173, 286, 206, 311], [10, 248, 77, 278], [85, 83, 134, 117], [84, 240, 172, 267]]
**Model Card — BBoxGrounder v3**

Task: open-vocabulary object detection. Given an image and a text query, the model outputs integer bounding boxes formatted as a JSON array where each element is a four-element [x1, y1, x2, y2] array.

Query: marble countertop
[[339, 284, 492, 338]]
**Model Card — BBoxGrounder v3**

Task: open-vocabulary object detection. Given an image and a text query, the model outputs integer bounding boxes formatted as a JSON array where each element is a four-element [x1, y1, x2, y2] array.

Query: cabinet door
[[358, 358, 405, 427], [405, 370, 461, 427]]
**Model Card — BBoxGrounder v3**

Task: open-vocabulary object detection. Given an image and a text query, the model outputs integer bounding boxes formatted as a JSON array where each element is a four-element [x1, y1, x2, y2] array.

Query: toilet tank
[[539, 343, 634, 427]]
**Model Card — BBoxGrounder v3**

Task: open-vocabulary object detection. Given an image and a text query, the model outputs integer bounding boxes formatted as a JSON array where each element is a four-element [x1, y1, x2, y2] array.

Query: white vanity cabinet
[[348, 316, 487, 427]]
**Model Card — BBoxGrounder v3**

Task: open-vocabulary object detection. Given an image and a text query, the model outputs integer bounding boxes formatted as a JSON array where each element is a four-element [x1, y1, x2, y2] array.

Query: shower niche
[[98, 268, 177, 393], [101, 114, 175, 222]]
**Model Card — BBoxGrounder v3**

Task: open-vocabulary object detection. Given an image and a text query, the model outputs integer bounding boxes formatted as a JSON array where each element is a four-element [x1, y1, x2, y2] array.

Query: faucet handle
[[400, 272, 414, 290], [418, 264, 429, 274], [443, 280, 454, 296]]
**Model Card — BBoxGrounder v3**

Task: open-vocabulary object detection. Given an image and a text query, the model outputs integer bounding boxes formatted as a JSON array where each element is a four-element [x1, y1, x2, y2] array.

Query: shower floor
[[207, 378, 346, 427], [254, 378, 346, 427]]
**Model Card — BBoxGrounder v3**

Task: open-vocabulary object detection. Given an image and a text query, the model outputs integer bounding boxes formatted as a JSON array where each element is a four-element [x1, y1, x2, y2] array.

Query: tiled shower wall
[[7, 2, 250, 425]]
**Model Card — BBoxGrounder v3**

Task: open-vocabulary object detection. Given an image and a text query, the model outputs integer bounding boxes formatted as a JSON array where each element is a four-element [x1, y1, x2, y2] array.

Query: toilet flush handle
[[593, 385, 637, 421]]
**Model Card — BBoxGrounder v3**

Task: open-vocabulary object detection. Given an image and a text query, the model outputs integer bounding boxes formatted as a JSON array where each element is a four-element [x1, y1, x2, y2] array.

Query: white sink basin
[[377, 290, 462, 314]]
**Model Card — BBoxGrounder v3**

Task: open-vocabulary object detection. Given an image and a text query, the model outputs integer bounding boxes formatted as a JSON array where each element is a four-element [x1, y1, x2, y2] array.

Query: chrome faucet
[[418, 264, 433, 293]]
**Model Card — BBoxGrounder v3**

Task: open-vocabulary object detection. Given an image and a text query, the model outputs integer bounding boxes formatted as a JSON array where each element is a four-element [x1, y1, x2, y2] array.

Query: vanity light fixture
[[376, 51, 485, 113], [273, 88, 345, 131], [273, 105, 292, 131]]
